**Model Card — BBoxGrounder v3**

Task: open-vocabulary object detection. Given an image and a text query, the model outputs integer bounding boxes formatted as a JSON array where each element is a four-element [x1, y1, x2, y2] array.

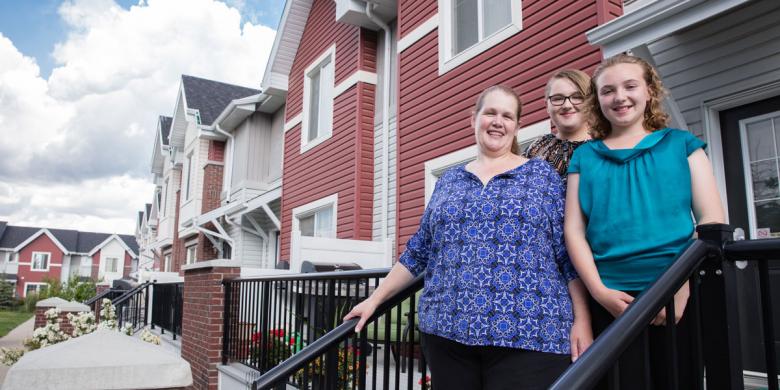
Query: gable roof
[[145, 203, 152, 218], [0, 224, 138, 256], [261, 0, 313, 93], [13, 229, 70, 253], [159, 116, 173, 146], [0, 221, 6, 242], [180, 75, 260, 126], [0, 225, 41, 249]]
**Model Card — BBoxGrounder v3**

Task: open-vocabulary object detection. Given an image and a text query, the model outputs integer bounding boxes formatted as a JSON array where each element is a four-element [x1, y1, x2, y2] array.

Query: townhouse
[[0, 221, 139, 297]]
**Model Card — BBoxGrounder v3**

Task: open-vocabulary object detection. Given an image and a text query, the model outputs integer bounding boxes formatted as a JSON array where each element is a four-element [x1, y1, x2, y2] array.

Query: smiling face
[[595, 63, 652, 134], [471, 89, 520, 157], [546, 78, 587, 136]]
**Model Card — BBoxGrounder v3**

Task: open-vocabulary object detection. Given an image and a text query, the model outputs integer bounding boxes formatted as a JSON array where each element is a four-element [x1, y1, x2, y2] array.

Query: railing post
[[696, 224, 743, 390], [222, 280, 232, 365]]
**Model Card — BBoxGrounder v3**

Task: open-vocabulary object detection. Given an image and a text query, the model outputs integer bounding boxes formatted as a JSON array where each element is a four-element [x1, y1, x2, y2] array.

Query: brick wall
[[34, 307, 76, 336], [180, 265, 240, 390], [197, 141, 224, 264]]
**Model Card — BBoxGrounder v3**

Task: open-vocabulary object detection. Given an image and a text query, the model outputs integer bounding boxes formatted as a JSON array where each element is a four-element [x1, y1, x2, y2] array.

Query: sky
[[0, 0, 282, 234]]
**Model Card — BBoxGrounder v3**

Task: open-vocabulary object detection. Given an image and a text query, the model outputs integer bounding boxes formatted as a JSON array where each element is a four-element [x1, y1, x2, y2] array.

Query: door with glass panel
[[719, 96, 780, 375]]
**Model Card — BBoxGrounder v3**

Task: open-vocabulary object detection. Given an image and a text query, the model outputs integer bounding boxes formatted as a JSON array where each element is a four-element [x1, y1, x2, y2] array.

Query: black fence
[[223, 269, 430, 389], [84, 287, 125, 313], [551, 224, 780, 390], [113, 281, 151, 333], [151, 282, 183, 340]]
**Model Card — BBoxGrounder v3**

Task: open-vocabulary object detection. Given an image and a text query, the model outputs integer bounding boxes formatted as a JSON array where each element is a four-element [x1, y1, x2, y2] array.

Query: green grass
[[0, 310, 33, 338]]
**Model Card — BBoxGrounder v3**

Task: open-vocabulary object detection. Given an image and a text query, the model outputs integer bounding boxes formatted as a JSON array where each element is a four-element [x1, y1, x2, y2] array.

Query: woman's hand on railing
[[343, 297, 379, 333], [570, 317, 593, 362], [593, 286, 635, 318], [650, 281, 690, 326]]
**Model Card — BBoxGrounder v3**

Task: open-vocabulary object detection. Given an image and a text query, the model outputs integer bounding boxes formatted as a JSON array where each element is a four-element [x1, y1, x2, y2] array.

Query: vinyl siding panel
[[399, 0, 437, 37], [231, 112, 282, 189], [396, 0, 605, 256], [648, 0, 780, 138]]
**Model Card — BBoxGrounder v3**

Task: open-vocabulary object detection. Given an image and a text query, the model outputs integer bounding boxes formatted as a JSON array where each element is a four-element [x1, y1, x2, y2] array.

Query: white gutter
[[366, 2, 392, 249]]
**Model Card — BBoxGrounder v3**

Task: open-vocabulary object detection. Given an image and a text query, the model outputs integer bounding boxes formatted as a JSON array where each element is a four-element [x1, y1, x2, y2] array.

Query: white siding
[[372, 117, 397, 248], [230, 110, 285, 201], [648, 0, 780, 139]]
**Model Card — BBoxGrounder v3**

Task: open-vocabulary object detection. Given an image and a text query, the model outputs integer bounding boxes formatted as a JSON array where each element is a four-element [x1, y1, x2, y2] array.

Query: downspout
[[366, 2, 392, 251], [215, 125, 234, 203]]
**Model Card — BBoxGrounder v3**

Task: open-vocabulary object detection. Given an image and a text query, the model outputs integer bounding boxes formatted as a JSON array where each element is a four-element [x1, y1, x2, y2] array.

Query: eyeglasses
[[548, 94, 585, 106]]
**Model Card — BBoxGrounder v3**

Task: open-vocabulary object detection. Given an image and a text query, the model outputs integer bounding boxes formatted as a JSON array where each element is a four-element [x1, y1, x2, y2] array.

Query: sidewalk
[[0, 317, 34, 386]]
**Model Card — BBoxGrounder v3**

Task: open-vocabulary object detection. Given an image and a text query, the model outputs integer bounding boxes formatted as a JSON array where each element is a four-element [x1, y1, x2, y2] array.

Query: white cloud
[[0, 0, 276, 233]]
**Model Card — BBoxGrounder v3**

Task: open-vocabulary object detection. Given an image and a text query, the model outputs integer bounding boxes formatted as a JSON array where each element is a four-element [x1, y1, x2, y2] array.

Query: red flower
[[418, 375, 431, 385], [251, 332, 262, 343], [269, 329, 285, 338], [289, 337, 296, 346]]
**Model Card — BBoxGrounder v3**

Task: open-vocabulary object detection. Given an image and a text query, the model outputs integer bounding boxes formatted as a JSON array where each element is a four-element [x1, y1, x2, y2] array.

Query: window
[[25, 283, 48, 297], [302, 46, 335, 153], [31, 252, 50, 271], [438, 0, 521, 74], [184, 153, 193, 200], [186, 245, 197, 265], [221, 240, 232, 260], [293, 194, 338, 238], [105, 257, 119, 273], [164, 254, 171, 272], [162, 180, 168, 217], [741, 112, 780, 239]]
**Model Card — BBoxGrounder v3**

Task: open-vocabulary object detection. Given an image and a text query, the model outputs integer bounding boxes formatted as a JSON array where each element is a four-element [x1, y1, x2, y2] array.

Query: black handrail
[[230, 268, 392, 282], [724, 238, 780, 261], [550, 240, 712, 389], [84, 287, 121, 306], [251, 274, 425, 390], [112, 281, 152, 306]]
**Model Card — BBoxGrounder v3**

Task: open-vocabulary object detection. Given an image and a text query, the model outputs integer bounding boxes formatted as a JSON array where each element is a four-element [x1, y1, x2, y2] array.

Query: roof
[[137, 211, 144, 227], [0, 224, 139, 255], [145, 203, 151, 217], [159, 116, 173, 146], [181, 75, 260, 126], [0, 221, 6, 241]]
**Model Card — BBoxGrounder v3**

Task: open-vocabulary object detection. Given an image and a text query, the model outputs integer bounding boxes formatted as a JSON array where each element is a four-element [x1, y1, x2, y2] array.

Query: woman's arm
[[568, 278, 592, 361], [565, 174, 634, 317], [689, 149, 725, 225], [343, 262, 415, 332]]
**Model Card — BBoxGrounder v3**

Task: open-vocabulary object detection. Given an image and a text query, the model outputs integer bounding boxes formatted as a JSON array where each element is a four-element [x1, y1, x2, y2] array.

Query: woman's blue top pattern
[[399, 158, 577, 355]]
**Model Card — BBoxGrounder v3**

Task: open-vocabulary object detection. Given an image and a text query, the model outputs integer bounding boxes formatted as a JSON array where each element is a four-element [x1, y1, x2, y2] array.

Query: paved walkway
[[0, 317, 34, 386]]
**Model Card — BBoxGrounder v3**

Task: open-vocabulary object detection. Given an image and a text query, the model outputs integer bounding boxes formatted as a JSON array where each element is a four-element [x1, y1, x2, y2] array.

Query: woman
[[523, 69, 591, 181], [564, 54, 725, 389], [345, 85, 591, 390]]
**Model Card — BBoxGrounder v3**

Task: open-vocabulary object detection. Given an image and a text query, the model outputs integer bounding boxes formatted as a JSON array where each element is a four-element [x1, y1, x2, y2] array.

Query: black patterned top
[[522, 134, 588, 181]]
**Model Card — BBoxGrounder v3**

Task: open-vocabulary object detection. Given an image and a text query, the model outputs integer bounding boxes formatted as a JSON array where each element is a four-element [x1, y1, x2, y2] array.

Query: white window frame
[[30, 251, 51, 272], [24, 282, 48, 297], [301, 45, 336, 154], [184, 152, 194, 201], [104, 257, 119, 273], [185, 240, 198, 265], [162, 179, 168, 217], [423, 120, 550, 204], [163, 254, 171, 272], [437, 0, 522, 75], [739, 110, 780, 240], [292, 194, 338, 238]]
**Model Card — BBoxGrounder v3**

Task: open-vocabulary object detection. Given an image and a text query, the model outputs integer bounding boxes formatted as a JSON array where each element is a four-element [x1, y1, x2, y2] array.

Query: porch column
[[180, 260, 240, 390]]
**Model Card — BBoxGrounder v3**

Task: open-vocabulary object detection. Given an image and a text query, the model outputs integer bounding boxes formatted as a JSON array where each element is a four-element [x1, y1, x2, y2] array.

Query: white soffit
[[261, 0, 314, 92]]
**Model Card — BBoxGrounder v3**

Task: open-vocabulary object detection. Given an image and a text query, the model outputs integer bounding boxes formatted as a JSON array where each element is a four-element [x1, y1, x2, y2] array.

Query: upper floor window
[[105, 257, 119, 273], [438, 0, 522, 74], [185, 153, 193, 200], [186, 244, 197, 265], [301, 45, 336, 153], [31, 252, 50, 271]]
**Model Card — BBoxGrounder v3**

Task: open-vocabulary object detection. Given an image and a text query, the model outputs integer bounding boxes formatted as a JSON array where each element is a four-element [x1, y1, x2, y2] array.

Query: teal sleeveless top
[[568, 128, 705, 291]]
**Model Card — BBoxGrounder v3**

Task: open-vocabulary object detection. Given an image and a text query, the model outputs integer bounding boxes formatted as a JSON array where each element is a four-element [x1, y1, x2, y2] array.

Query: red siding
[[396, 0, 606, 256], [597, 0, 623, 24], [399, 0, 437, 38], [123, 252, 132, 278], [285, 0, 362, 122], [91, 251, 100, 279], [280, 0, 377, 263], [17, 233, 64, 297]]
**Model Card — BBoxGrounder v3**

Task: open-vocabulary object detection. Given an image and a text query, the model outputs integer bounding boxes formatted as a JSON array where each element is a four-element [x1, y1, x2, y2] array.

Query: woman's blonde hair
[[545, 69, 591, 99], [586, 54, 669, 139], [474, 85, 523, 154]]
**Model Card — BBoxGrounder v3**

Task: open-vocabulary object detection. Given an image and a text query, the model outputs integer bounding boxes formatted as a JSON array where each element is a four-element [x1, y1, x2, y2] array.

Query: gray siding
[[648, 0, 780, 139], [231, 109, 284, 190]]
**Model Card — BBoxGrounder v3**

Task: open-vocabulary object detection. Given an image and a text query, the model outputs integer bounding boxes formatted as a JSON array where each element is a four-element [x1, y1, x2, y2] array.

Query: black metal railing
[[551, 224, 780, 390], [84, 287, 125, 311], [151, 281, 183, 340], [112, 281, 151, 333], [250, 274, 426, 390]]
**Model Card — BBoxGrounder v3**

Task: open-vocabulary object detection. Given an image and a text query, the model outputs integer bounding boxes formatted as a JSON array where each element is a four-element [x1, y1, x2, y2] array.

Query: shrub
[[0, 279, 16, 309]]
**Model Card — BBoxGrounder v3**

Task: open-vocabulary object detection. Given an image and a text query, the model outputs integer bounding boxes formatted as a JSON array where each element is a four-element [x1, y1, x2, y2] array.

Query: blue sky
[[0, 0, 279, 233], [0, 0, 283, 78]]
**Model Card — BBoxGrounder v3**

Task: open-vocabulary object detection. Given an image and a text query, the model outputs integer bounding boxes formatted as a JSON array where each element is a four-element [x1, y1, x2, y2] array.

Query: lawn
[[0, 310, 33, 338]]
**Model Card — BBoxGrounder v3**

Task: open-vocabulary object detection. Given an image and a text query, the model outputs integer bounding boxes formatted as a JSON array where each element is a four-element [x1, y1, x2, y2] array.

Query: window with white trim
[[162, 180, 168, 217], [293, 194, 338, 238], [184, 153, 193, 200], [163, 254, 171, 272], [186, 244, 197, 265], [438, 0, 522, 74], [31, 252, 50, 271], [105, 257, 119, 273], [25, 283, 48, 297], [301, 46, 335, 153]]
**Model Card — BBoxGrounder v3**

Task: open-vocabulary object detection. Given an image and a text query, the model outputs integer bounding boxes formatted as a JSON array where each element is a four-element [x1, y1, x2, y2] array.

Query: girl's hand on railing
[[343, 298, 379, 333], [570, 317, 593, 362], [593, 287, 634, 318], [651, 282, 690, 326]]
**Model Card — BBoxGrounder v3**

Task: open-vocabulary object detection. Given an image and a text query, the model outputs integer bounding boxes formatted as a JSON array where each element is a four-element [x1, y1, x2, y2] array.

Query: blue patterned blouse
[[399, 158, 577, 355]]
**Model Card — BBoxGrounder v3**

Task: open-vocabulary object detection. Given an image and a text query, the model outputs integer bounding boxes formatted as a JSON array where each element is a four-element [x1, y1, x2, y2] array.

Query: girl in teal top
[[564, 54, 725, 389]]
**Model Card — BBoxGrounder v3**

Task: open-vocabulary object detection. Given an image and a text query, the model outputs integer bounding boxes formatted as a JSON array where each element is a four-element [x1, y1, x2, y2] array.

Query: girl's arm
[[689, 149, 726, 225], [565, 174, 634, 317], [568, 278, 592, 361]]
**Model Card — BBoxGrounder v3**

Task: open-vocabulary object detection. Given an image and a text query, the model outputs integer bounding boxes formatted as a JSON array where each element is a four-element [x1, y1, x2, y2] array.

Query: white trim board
[[13, 229, 68, 254], [290, 193, 339, 239], [398, 15, 439, 53]]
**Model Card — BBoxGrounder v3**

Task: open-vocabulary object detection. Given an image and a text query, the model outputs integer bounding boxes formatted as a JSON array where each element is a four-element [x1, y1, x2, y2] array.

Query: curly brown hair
[[585, 54, 669, 139]]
